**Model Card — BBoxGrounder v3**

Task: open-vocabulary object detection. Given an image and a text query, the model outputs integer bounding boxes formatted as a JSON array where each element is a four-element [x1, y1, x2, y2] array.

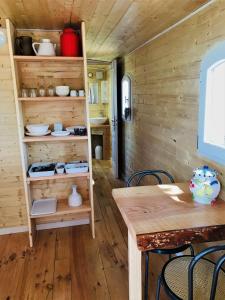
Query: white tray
[[65, 162, 89, 174], [28, 162, 56, 177], [31, 198, 57, 216]]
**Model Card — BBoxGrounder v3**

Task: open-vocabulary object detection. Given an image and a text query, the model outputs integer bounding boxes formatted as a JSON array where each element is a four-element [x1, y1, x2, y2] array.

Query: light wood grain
[[121, 0, 225, 202], [14, 55, 84, 62], [128, 231, 142, 300], [82, 21, 95, 239], [113, 183, 225, 237], [0, 26, 27, 229], [27, 172, 90, 182], [6, 19, 36, 246], [0, 0, 209, 61], [30, 198, 91, 219], [23, 135, 88, 143], [5, 21, 94, 246], [23, 101, 86, 128], [18, 96, 86, 102], [0, 161, 170, 299], [27, 142, 88, 165]]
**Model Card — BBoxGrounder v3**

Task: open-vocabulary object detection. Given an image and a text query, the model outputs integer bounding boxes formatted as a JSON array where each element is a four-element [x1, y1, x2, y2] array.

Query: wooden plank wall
[[0, 29, 27, 228], [122, 0, 225, 200]]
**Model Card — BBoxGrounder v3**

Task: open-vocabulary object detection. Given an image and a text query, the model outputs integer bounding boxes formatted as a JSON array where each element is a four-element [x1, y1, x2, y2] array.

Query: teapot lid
[[193, 165, 217, 177]]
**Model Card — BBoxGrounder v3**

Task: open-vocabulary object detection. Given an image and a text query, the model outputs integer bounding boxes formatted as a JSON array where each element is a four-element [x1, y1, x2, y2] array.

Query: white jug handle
[[54, 44, 57, 49], [32, 42, 40, 56]]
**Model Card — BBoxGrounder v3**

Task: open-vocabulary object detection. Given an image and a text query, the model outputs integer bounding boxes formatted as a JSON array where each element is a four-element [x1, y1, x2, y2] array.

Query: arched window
[[199, 42, 225, 165], [122, 74, 132, 121]]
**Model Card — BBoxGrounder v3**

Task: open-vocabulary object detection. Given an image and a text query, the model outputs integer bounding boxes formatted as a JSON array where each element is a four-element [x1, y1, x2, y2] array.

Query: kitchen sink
[[89, 117, 108, 125]]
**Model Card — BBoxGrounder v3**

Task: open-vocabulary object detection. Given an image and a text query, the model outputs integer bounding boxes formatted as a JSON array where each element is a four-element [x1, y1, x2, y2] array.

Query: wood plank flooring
[[0, 160, 167, 300]]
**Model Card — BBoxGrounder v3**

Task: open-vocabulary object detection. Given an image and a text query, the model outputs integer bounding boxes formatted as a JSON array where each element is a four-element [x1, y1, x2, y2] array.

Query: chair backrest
[[188, 245, 225, 300], [126, 169, 175, 187]]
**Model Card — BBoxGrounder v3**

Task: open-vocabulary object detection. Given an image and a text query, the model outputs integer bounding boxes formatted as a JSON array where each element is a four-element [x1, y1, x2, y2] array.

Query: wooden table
[[112, 183, 225, 300]]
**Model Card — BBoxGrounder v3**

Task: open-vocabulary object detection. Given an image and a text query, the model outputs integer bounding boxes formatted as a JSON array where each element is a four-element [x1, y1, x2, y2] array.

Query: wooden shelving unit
[[26, 172, 90, 182], [18, 96, 86, 101], [30, 199, 91, 219], [14, 55, 84, 62], [23, 135, 88, 142], [6, 19, 94, 247]]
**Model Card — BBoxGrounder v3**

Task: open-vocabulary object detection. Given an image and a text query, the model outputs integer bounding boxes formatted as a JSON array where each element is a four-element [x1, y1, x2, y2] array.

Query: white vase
[[68, 185, 82, 207]]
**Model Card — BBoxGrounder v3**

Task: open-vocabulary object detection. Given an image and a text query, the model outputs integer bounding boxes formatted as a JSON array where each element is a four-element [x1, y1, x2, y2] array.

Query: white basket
[[28, 162, 56, 177], [65, 162, 89, 174]]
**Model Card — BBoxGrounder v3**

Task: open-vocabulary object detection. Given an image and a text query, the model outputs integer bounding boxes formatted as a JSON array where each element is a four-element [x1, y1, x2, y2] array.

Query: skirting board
[[37, 218, 89, 230], [0, 225, 28, 235], [0, 218, 90, 235]]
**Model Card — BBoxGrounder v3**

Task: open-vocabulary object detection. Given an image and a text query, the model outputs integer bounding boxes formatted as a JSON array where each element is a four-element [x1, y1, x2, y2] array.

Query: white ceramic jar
[[68, 185, 82, 207], [189, 166, 221, 205]]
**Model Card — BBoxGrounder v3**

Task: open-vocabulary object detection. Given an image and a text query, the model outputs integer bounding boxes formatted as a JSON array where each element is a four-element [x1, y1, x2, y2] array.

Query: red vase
[[60, 28, 80, 57]]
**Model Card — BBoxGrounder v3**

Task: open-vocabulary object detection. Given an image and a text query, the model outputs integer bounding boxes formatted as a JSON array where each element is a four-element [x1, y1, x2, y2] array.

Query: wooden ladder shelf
[[6, 19, 95, 247]]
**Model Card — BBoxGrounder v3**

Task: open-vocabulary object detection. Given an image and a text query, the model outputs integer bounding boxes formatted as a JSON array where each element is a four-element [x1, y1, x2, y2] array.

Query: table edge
[[136, 224, 225, 251]]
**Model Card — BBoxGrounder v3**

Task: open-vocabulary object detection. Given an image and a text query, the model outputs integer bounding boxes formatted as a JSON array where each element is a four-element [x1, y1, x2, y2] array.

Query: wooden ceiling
[[0, 0, 210, 61]]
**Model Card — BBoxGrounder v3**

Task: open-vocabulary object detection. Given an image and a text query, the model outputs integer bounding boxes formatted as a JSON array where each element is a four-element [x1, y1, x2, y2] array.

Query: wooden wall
[[122, 0, 225, 200], [0, 29, 27, 228]]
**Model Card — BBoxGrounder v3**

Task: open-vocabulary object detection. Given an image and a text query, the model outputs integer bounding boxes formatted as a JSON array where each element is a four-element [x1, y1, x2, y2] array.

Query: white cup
[[78, 90, 85, 97], [70, 90, 78, 97]]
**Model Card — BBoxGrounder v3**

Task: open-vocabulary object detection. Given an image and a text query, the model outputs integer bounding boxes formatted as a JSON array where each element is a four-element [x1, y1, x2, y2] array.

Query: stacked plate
[[26, 124, 50, 136], [51, 131, 70, 137]]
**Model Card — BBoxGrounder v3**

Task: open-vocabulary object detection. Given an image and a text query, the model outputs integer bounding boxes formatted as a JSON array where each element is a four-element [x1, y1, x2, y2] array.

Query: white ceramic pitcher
[[32, 39, 56, 56]]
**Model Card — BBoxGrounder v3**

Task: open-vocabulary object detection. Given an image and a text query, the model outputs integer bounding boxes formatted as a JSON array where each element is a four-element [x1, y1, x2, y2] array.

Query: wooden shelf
[[6, 20, 95, 246], [18, 96, 86, 102], [23, 135, 88, 142], [14, 55, 84, 62], [27, 172, 90, 182], [30, 198, 91, 219]]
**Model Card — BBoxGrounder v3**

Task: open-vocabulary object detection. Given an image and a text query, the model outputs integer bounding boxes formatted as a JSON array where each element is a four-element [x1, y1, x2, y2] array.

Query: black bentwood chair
[[126, 170, 194, 300], [156, 245, 225, 300]]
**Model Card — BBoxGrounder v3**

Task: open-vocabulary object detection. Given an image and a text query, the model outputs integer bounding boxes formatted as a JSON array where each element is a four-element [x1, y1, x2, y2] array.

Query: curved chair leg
[[144, 252, 149, 300], [156, 275, 162, 300]]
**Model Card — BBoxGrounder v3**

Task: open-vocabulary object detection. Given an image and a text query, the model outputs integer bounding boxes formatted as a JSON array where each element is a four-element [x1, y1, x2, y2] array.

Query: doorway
[[87, 60, 111, 162], [87, 59, 121, 178], [87, 60, 113, 170]]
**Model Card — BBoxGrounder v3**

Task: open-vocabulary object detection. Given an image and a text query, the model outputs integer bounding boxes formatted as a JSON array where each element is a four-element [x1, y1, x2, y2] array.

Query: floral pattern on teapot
[[189, 166, 221, 205]]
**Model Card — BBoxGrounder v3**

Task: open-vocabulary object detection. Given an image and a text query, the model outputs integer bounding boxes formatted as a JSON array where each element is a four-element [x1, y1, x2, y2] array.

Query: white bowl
[[55, 86, 70, 96], [26, 124, 49, 134]]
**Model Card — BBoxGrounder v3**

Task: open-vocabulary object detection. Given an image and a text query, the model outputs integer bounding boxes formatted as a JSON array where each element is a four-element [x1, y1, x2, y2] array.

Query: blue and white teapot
[[189, 166, 221, 205]]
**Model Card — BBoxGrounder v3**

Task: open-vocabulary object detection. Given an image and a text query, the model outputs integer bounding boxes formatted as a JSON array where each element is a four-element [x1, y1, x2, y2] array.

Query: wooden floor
[[0, 160, 167, 300]]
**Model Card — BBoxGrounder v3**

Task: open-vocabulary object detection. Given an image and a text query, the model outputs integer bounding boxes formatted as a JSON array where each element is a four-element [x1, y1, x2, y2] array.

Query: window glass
[[204, 60, 225, 147], [122, 75, 131, 121], [198, 42, 225, 165]]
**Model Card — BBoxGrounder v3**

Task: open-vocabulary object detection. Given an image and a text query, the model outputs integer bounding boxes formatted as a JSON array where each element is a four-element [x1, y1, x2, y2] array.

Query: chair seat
[[162, 256, 225, 300]]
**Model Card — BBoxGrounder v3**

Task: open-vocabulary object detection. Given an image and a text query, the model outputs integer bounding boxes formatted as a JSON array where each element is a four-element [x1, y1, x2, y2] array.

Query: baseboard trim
[[36, 219, 90, 230], [0, 219, 90, 235], [0, 225, 28, 235]]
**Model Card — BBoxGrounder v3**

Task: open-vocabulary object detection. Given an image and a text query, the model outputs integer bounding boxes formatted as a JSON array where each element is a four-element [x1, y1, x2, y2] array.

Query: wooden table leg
[[128, 231, 142, 300]]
